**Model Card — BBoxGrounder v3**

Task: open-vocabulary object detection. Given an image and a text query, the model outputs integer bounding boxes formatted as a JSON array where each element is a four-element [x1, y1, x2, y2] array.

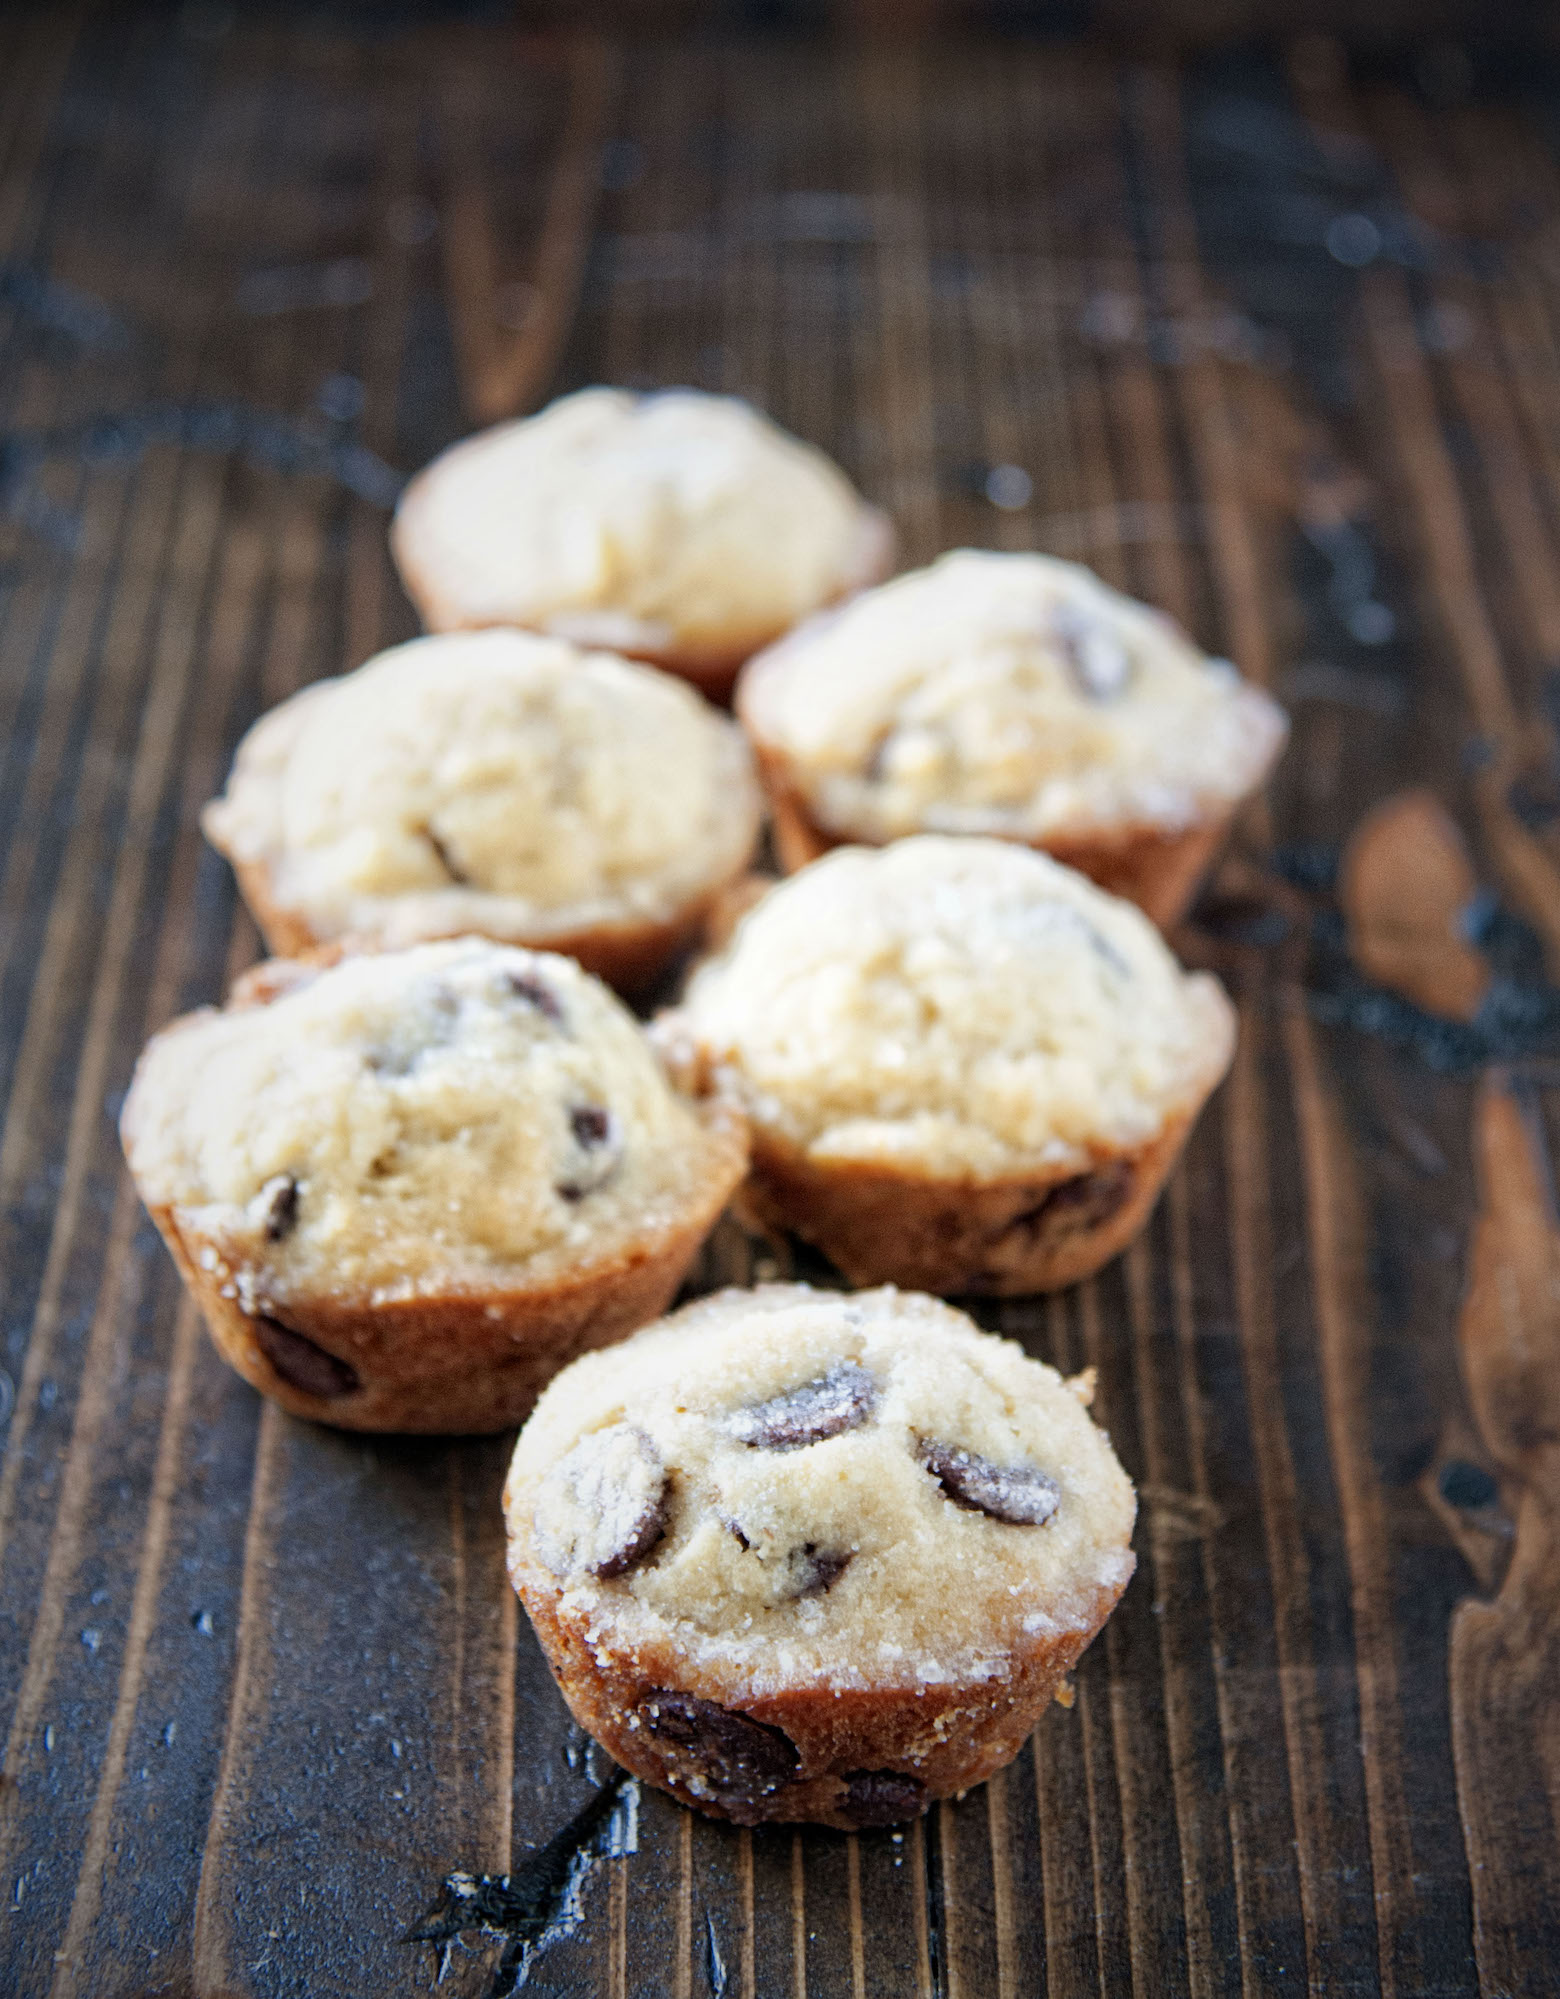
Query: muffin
[[119, 939, 747, 1433], [504, 1284, 1137, 1828], [737, 549, 1288, 926], [390, 388, 894, 700], [662, 837, 1235, 1295], [200, 630, 761, 994]]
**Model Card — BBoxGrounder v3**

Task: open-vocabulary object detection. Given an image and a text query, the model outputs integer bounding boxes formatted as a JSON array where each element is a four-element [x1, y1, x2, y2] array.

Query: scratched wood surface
[[2, 8, 1560, 1995]]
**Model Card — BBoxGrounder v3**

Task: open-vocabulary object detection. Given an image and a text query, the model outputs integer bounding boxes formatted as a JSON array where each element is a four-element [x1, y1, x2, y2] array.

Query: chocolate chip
[[262, 1174, 299, 1241], [252, 1315, 359, 1399], [919, 1441, 1061, 1524], [504, 972, 564, 1024], [839, 1770, 927, 1828], [557, 1105, 621, 1202], [728, 1361, 877, 1451], [1053, 602, 1132, 700], [421, 823, 470, 884], [570, 1105, 612, 1148], [791, 1544, 852, 1598], [1084, 925, 1133, 980], [596, 1507, 666, 1577], [639, 1692, 799, 1807], [1003, 1162, 1132, 1245], [1047, 1159, 1131, 1220], [533, 1425, 668, 1579]]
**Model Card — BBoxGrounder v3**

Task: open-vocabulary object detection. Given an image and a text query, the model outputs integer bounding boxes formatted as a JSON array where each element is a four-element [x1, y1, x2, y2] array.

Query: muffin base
[[229, 857, 745, 1002], [515, 1561, 1129, 1828], [736, 1111, 1199, 1296], [758, 757, 1230, 931], [393, 506, 896, 708]]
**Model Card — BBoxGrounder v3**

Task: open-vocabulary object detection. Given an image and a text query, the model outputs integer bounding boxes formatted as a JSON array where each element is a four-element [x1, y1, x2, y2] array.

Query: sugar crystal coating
[[677, 836, 1236, 1180], [534, 1424, 668, 1579], [919, 1440, 1061, 1525], [505, 1285, 1136, 1697]]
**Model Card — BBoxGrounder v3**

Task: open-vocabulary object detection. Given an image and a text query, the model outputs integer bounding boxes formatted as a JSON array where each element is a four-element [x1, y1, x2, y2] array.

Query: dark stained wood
[[1340, 791, 1488, 1020], [2, 9, 1560, 1995], [1450, 1081, 1560, 1994], [439, 35, 620, 426]]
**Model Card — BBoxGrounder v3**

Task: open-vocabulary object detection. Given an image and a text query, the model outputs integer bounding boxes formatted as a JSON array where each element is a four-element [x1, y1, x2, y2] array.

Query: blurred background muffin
[[391, 387, 894, 700], [738, 549, 1287, 928]]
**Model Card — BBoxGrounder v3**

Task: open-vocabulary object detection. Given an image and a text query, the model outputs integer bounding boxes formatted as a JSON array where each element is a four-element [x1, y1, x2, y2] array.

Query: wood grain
[[1340, 790, 1489, 1020], [1450, 1081, 1560, 1994], [0, 15, 1557, 1996], [440, 34, 620, 426]]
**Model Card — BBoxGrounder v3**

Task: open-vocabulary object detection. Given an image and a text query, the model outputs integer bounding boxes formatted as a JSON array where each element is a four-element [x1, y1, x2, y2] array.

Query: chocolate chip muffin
[[505, 1284, 1136, 1828], [661, 837, 1234, 1294], [390, 388, 894, 701], [737, 549, 1287, 926], [120, 939, 747, 1432], [200, 630, 760, 994]]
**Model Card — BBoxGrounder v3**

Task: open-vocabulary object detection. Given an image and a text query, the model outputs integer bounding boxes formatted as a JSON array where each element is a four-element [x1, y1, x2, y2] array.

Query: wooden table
[[2, 9, 1558, 1994]]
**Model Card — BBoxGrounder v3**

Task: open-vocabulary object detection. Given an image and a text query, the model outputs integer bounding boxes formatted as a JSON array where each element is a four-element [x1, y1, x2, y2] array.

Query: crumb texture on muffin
[[739, 548, 1287, 842], [506, 1284, 1136, 1700], [673, 836, 1235, 1179], [121, 938, 736, 1307], [201, 630, 759, 949], [391, 388, 880, 660]]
